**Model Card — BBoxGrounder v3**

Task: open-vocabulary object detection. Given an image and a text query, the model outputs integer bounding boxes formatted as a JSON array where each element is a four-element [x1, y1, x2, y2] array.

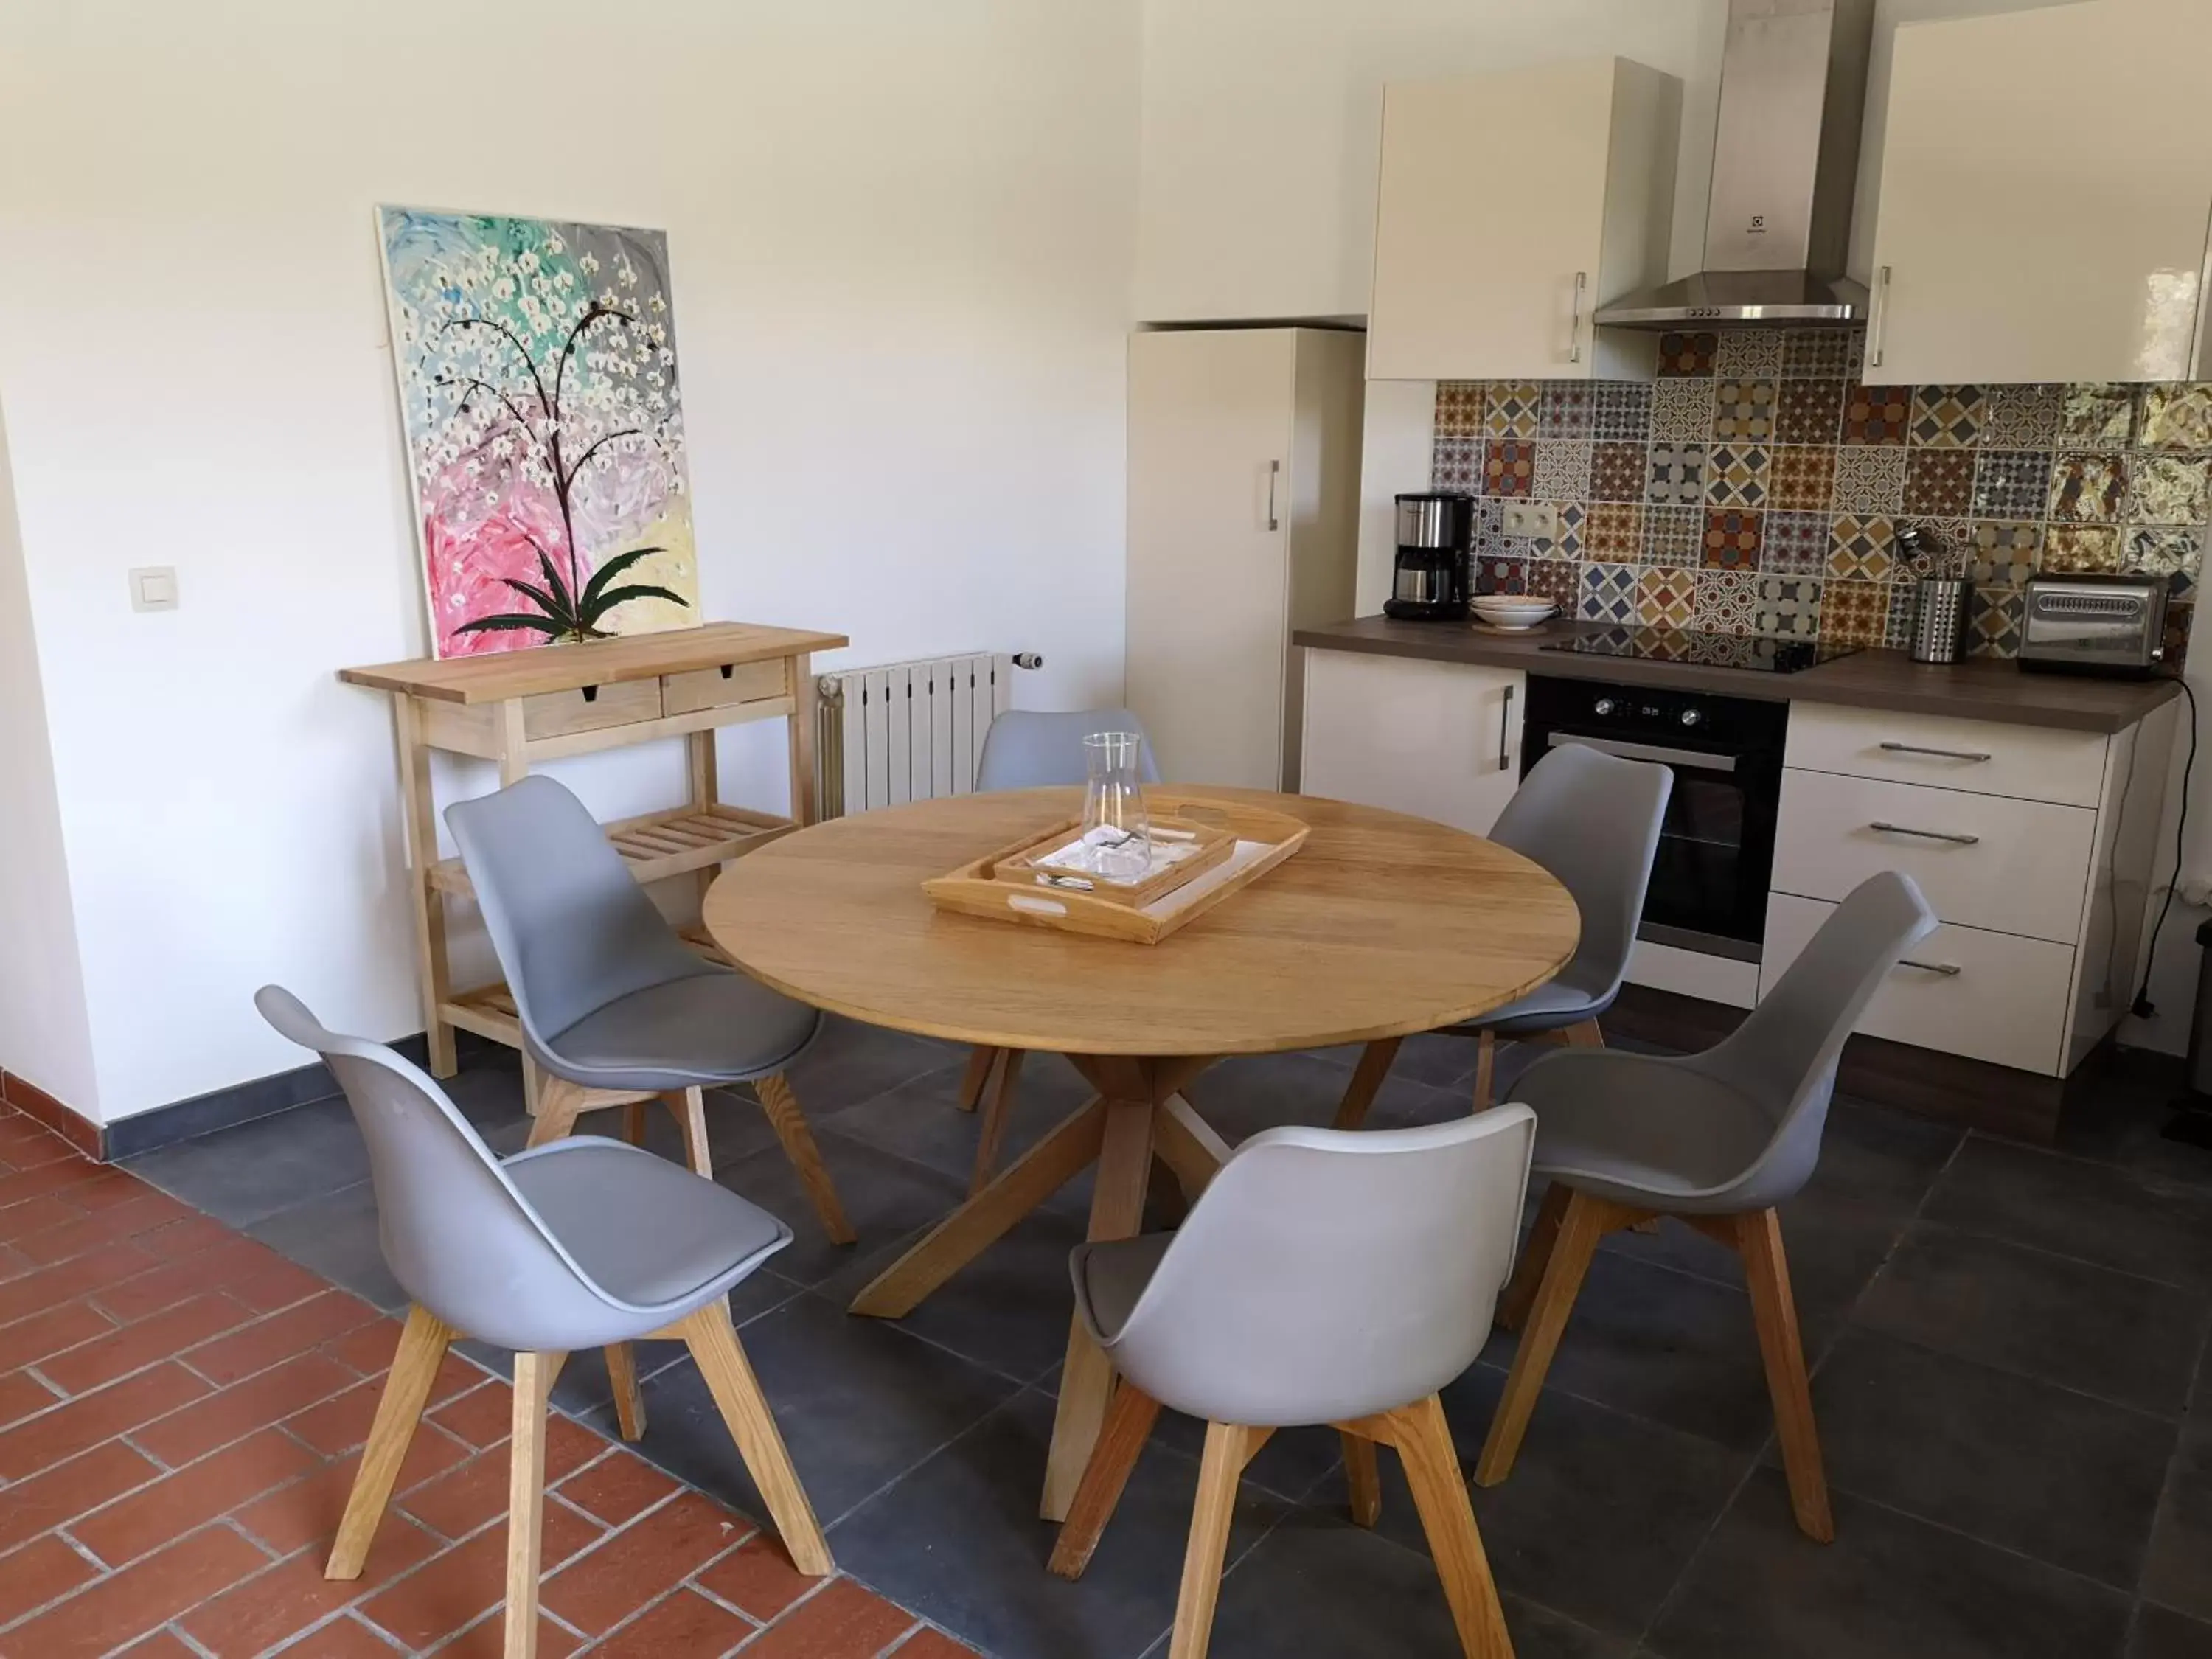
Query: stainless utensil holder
[[1911, 577, 1973, 664]]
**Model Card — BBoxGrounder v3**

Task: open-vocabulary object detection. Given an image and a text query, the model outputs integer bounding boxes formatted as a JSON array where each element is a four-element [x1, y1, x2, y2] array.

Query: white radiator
[[815, 653, 1035, 817]]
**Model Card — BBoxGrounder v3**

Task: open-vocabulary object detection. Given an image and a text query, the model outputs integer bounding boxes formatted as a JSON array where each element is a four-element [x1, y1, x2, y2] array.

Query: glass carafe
[[1079, 731, 1151, 880]]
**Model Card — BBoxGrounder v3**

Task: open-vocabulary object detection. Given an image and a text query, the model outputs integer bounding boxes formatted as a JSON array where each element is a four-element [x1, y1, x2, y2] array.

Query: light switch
[[129, 566, 178, 612]]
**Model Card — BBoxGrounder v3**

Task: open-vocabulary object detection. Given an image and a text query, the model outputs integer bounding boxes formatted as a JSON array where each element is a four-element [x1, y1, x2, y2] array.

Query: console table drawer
[[663, 659, 789, 716]]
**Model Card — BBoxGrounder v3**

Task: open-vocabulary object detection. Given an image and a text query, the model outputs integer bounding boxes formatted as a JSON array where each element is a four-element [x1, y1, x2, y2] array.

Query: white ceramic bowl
[[1471, 597, 1556, 620]]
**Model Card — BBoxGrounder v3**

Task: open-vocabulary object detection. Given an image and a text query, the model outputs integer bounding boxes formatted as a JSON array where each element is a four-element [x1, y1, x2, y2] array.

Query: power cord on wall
[[2133, 675, 2198, 1020]]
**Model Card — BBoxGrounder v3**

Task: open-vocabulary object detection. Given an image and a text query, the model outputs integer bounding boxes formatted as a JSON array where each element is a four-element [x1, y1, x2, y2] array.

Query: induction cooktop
[[1543, 627, 1861, 674]]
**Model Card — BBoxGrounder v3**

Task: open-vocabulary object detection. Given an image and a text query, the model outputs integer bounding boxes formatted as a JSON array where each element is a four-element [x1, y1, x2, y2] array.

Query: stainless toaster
[[2017, 572, 2169, 677]]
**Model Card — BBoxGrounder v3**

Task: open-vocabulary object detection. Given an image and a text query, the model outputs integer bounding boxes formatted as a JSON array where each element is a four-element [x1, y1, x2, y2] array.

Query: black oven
[[1520, 675, 1789, 961]]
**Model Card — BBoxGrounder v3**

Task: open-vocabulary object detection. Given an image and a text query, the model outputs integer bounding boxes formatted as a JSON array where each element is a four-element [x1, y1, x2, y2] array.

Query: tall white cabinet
[[1126, 328, 1365, 791]]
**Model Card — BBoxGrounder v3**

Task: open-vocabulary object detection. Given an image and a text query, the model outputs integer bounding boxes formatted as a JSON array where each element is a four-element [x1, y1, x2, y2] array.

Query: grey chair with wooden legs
[[956, 709, 1162, 1192], [1047, 1110, 1538, 1659], [1475, 871, 1936, 1544], [256, 987, 828, 1659], [1335, 742, 1672, 1130]]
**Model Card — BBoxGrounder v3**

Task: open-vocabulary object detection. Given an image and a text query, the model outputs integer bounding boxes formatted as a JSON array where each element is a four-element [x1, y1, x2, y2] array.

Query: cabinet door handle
[[1865, 265, 1892, 368], [1265, 459, 1281, 532], [1879, 740, 1991, 762], [1568, 271, 1587, 364], [1899, 959, 1962, 977], [1498, 684, 1515, 771], [1869, 820, 1979, 845]]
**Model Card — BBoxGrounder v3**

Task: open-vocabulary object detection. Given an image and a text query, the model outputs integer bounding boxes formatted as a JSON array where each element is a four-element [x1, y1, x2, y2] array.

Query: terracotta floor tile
[[356, 1498, 601, 1650], [428, 1380, 515, 1448], [222, 1246, 339, 1315], [735, 1578, 916, 1659], [136, 1352, 356, 1466], [4, 1523, 272, 1658], [238, 1431, 470, 1557], [0, 1239, 158, 1328], [40, 1293, 257, 1396], [695, 1534, 818, 1624], [0, 1155, 117, 1209], [11, 1190, 195, 1267], [70, 1426, 321, 1568], [0, 1194, 84, 1243], [0, 1531, 102, 1624], [593, 1586, 757, 1657], [283, 1376, 394, 1458], [185, 1291, 382, 1387], [397, 1447, 515, 1541], [91, 1237, 271, 1324], [554, 1447, 679, 1528], [112, 1630, 201, 1657], [0, 1439, 163, 1554], [0, 1362, 209, 1481], [0, 1365, 59, 1428], [131, 1214, 241, 1265], [886, 1628, 981, 1658], [265, 1612, 408, 1656], [61, 1169, 159, 1213], [540, 1487, 747, 1635], [0, 1298, 114, 1369], [179, 1516, 439, 1657], [431, 1610, 582, 1659]]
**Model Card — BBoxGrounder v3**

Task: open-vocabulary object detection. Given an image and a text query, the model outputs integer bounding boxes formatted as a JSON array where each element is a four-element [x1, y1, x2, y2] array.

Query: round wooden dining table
[[703, 785, 1579, 1520]]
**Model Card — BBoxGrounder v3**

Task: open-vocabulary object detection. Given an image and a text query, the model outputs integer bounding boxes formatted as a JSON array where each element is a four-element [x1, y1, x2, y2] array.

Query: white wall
[[0, 392, 100, 1114], [0, 0, 1141, 1120]]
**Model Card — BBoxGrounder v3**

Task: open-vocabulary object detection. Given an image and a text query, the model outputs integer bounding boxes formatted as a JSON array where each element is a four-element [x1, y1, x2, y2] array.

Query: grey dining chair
[[256, 987, 828, 1659], [1335, 741, 1672, 1127], [445, 775, 850, 1239], [1047, 1110, 1538, 1659], [1474, 870, 1937, 1544], [956, 708, 1163, 1192]]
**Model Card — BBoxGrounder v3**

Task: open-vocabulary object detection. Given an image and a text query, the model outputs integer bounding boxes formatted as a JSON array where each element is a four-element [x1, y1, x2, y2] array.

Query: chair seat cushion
[[542, 969, 819, 1090], [1509, 1048, 1778, 1211], [1070, 1233, 1175, 1345], [504, 1137, 792, 1312], [1448, 976, 1613, 1038]]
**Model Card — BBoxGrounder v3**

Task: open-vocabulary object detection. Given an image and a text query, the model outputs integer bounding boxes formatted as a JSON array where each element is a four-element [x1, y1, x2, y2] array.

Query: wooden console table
[[341, 622, 847, 1079]]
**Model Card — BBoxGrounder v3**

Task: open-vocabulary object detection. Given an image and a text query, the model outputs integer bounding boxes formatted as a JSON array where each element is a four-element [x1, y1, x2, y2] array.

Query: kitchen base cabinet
[[1299, 647, 1523, 835]]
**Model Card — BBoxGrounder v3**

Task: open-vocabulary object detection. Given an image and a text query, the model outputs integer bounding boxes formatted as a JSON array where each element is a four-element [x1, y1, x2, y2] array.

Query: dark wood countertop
[[1293, 616, 2181, 734]]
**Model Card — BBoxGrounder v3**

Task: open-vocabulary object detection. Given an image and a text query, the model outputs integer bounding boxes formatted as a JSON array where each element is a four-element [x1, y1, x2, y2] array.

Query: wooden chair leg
[[1736, 1208, 1834, 1543], [1048, 1380, 1163, 1580], [680, 1300, 832, 1576], [1331, 1036, 1402, 1131], [1169, 1422, 1267, 1659], [969, 1049, 1026, 1196], [956, 1045, 1001, 1113], [525, 1078, 589, 1150], [1470, 1032, 1497, 1113], [622, 1101, 648, 1146], [1564, 1017, 1604, 1048], [1495, 1183, 1569, 1334], [1388, 1395, 1514, 1659], [665, 1087, 712, 1178], [754, 1072, 855, 1245], [1342, 1432, 1382, 1527], [503, 1350, 560, 1659], [326, 1305, 455, 1579], [605, 1343, 646, 1441], [1475, 1188, 1611, 1486]]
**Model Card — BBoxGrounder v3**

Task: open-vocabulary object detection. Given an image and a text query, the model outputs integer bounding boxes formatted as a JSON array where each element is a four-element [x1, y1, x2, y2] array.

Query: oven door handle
[[1546, 732, 1738, 773]]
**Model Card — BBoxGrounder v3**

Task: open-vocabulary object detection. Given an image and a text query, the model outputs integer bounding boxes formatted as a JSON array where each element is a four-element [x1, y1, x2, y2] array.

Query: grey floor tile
[[1857, 1223, 2208, 1416], [832, 1390, 1279, 1659], [599, 1291, 1018, 1529], [2144, 1425, 2212, 1624], [1649, 1467, 2133, 1659], [1809, 1096, 1966, 1215], [709, 1127, 969, 1287], [1808, 1328, 2174, 1587], [2135, 1602, 2212, 1659], [245, 1179, 409, 1312], [1923, 1136, 2212, 1292], [124, 1095, 375, 1226], [786, 1013, 964, 1113], [1147, 1414, 1348, 1508], [1184, 1049, 1462, 1142]]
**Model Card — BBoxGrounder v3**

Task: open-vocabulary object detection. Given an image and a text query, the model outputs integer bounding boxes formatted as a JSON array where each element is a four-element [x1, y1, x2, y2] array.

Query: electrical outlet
[[1502, 502, 1558, 540]]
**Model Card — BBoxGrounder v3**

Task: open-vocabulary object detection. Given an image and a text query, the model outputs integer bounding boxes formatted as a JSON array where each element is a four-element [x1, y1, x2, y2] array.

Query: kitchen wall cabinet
[[1127, 329, 1365, 791], [1366, 57, 1680, 382], [1299, 648, 1524, 835], [1865, 0, 2212, 385]]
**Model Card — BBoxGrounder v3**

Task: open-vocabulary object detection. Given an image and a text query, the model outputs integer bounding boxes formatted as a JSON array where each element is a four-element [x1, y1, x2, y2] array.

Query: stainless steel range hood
[[1596, 0, 1874, 330]]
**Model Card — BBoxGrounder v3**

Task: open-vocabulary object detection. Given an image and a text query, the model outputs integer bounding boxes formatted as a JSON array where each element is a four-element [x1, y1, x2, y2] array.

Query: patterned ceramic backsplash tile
[[1433, 328, 2205, 664]]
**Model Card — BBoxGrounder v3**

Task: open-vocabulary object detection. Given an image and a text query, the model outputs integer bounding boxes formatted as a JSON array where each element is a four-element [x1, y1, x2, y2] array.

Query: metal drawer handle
[[1879, 741, 1991, 762], [1866, 264, 1892, 368], [1899, 959, 1961, 977], [1568, 270, 1587, 364], [1265, 459, 1281, 532], [1498, 684, 1515, 771], [1868, 821, 1980, 845]]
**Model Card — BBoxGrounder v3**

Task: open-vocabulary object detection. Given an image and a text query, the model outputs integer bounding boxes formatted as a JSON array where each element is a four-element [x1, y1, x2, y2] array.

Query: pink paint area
[[422, 480, 582, 657]]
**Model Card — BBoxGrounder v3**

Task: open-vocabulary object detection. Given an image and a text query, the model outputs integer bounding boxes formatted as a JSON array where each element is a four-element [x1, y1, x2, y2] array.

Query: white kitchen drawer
[[1785, 703, 2109, 808], [1760, 894, 2073, 1076], [1625, 939, 1759, 1009], [1773, 769, 2095, 945]]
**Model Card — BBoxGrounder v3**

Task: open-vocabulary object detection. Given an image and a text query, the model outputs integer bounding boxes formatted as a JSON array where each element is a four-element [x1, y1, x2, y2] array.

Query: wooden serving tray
[[997, 813, 1236, 908], [924, 793, 1310, 945]]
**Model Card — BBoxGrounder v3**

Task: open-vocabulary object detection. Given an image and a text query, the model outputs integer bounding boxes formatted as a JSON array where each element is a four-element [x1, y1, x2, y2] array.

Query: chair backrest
[[254, 986, 630, 1349], [1102, 1108, 1537, 1426], [1697, 869, 1938, 1208], [446, 774, 706, 1046], [973, 708, 1163, 792], [1489, 741, 1672, 1002]]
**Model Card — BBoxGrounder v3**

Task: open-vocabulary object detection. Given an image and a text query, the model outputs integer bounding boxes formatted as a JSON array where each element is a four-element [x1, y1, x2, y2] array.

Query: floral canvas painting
[[378, 207, 698, 657]]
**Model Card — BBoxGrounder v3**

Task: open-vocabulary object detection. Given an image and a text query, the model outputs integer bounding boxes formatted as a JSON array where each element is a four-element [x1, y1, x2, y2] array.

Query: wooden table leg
[[394, 698, 458, 1079], [1043, 1093, 1158, 1522]]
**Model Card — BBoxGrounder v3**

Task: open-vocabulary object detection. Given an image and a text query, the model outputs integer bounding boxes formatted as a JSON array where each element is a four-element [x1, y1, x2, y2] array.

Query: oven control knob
[[1680, 708, 1703, 727], [1593, 698, 1616, 717]]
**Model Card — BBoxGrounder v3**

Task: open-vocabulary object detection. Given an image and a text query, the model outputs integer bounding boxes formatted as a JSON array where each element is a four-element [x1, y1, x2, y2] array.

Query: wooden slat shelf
[[444, 922, 735, 1050], [427, 803, 796, 897]]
